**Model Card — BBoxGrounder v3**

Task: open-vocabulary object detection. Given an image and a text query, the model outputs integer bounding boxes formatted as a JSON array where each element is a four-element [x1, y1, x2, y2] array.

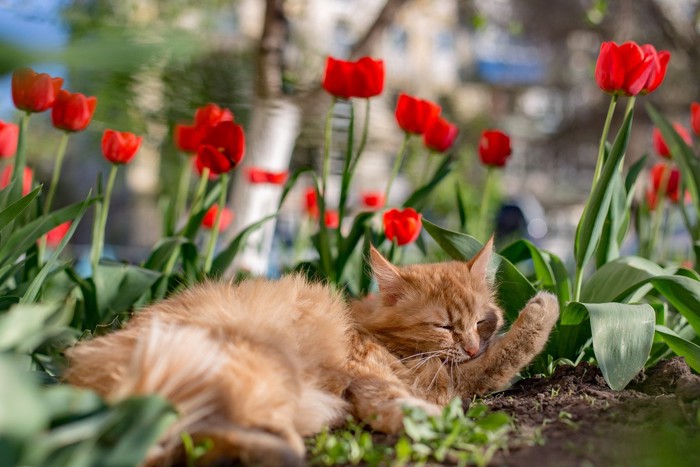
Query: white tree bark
[[227, 98, 300, 275]]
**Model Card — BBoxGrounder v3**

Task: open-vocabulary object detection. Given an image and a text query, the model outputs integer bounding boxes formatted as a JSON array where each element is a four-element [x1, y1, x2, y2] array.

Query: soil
[[482, 357, 700, 467]]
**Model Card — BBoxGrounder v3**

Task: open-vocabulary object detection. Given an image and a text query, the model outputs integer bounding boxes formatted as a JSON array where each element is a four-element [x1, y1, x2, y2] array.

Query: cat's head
[[365, 238, 504, 363]]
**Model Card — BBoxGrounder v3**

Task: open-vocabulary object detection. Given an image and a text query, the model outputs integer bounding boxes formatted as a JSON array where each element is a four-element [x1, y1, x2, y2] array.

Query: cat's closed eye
[[434, 324, 453, 331]]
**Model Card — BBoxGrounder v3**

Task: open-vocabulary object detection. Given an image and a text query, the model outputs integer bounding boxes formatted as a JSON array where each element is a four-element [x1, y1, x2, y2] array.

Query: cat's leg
[[344, 328, 441, 433], [453, 292, 559, 397]]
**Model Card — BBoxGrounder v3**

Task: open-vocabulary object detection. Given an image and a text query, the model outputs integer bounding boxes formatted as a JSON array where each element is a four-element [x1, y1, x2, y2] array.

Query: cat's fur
[[65, 238, 559, 466]]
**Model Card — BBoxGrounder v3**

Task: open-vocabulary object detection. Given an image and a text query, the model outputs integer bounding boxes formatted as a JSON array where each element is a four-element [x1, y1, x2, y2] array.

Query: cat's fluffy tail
[[65, 318, 306, 466]]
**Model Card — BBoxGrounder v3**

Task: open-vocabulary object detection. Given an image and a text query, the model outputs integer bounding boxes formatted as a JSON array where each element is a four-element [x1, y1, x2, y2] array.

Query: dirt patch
[[483, 357, 700, 467]]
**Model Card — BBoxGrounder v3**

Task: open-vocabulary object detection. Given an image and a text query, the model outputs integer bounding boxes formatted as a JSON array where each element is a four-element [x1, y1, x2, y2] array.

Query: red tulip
[[246, 167, 289, 185], [395, 94, 441, 135], [423, 116, 458, 152], [51, 90, 97, 132], [174, 124, 205, 153], [324, 210, 339, 228], [595, 41, 669, 96], [652, 124, 692, 158], [193, 157, 219, 180], [478, 129, 512, 167], [45, 221, 72, 248], [383, 208, 422, 246], [202, 205, 234, 231], [0, 165, 33, 195], [0, 120, 19, 158], [322, 56, 384, 99], [639, 44, 670, 95], [649, 162, 680, 204], [195, 121, 245, 175], [101, 129, 142, 165], [12, 68, 63, 113], [194, 104, 233, 128], [304, 187, 319, 218], [361, 191, 385, 209], [691, 102, 700, 137]]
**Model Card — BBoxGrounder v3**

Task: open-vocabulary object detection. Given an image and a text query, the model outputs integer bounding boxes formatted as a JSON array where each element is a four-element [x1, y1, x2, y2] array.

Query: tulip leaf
[[499, 239, 571, 305], [574, 109, 633, 272], [647, 104, 700, 215], [142, 236, 193, 272], [336, 211, 375, 281], [586, 302, 655, 390], [595, 171, 626, 267], [92, 261, 162, 325], [655, 325, 700, 373], [0, 196, 99, 265], [422, 219, 536, 322], [179, 182, 222, 240], [0, 186, 40, 228], [0, 356, 49, 440], [581, 256, 665, 303], [555, 301, 591, 360], [211, 214, 277, 275], [403, 155, 454, 212], [0, 302, 73, 354]]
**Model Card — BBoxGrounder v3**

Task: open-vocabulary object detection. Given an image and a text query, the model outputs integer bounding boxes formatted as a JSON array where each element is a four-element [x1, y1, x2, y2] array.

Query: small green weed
[[307, 399, 511, 466]]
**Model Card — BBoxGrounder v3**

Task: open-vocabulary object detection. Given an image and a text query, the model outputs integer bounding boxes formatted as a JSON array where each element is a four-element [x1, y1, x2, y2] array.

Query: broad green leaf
[[30, 395, 176, 467], [179, 182, 222, 240], [575, 110, 633, 271], [586, 302, 655, 390], [499, 239, 571, 305], [595, 172, 626, 267], [422, 219, 536, 322], [555, 302, 591, 360], [581, 256, 665, 303], [655, 325, 700, 372], [0, 356, 48, 438], [0, 303, 73, 353], [0, 185, 40, 227], [644, 276, 700, 335], [211, 214, 276, 275], [647, 104, 700, 215], [93, 262, 162, 324]]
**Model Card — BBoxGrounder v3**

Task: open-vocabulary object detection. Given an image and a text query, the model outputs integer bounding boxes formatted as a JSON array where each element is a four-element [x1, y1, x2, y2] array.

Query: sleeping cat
[[65, 238, 559, 466]]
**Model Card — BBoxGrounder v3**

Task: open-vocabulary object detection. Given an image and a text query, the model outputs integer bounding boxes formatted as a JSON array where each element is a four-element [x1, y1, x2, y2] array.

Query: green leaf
[[93, 262, 162, 324], [403, 155, 453, 211], [422, 219, 536, 322], [0, 302, 73, 353], [500, 239, 571, 305], [595, 172, 626, 267], [142, 236, 192, 271], [655, 325, 700, 372], [647, 104, 700, 215], [575, 109, 633, 271], [0, 186, 40, 227], [0, 197, 99, 265], [210, 214, 276, 275], [585, 302, 655, 390], [556, 301, 591, 359], [179, 182, 222, 240], [581, 256, 665, 303], [0, 356, 49, 438], [22, 196, 90, 304], [336, 212, 374, 281]]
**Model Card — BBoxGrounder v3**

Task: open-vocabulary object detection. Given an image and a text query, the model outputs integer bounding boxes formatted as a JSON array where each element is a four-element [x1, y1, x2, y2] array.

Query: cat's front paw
[[518, 292, 559, 332]]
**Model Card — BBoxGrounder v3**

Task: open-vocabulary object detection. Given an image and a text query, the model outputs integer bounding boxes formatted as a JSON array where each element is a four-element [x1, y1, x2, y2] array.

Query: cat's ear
[[369, 246, 403, 306], [467, 235, 495, 281]]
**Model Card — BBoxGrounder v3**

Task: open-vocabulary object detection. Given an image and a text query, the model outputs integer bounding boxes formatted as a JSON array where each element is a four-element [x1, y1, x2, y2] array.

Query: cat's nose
[[463, 344, 479, 357]]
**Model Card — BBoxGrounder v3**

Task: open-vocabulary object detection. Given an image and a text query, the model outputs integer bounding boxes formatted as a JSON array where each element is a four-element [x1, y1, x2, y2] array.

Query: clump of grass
[[307, 398, 511, 466]]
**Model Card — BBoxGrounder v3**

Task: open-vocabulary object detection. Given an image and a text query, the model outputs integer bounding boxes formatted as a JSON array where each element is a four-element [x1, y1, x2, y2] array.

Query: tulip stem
[[384, 133, 411, 203], [44, 132, 70, 215], [321, 98, 337, 197], [646, 161, 671, 260], [478, 166, 495, 242], [90, 164, 118, 272], [349, 98, 371, 175], [173, 155, 193, 232], [592, 95, 618, 186], [190, 167, 211, 217], [11, 113, 30, 201], [203, 173, 228, 274]]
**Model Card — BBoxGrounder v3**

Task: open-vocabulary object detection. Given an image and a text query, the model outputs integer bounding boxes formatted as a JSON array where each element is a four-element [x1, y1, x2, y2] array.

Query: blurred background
[[1, 0, 699, 273]]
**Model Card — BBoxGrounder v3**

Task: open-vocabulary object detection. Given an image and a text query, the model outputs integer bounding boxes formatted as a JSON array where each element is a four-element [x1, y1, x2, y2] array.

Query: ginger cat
[[65, 238, 559, 466]]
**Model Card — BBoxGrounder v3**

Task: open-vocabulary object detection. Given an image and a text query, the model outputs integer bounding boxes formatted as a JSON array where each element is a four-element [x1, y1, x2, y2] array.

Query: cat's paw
[[519, 292, 559, 331]]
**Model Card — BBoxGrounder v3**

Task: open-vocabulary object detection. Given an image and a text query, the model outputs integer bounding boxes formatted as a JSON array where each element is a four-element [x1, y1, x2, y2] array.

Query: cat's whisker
[[427, 360, 446, 392], [399, 350, 442, 362]]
